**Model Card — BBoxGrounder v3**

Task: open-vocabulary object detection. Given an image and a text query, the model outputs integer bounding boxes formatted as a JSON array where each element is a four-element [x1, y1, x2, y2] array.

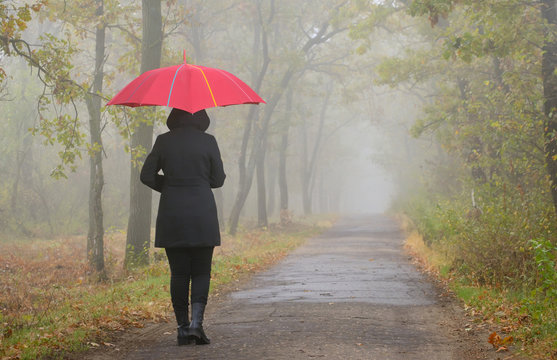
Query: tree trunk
[[267, 151, 277, 217], [318, 169, 327, 213], [256, 132, 268, 228], [85, 0, 106, 275], [301, 115, 310, 214], [228, 107, 259, 235], [542, 0, 557, 216], [124, 0, 162, 267], [301, 87, 331, 215], [278, 88, 293, 213], [10, 83, 35, 232], [228, 4, 271, 235], [228, 67, 294, 234]]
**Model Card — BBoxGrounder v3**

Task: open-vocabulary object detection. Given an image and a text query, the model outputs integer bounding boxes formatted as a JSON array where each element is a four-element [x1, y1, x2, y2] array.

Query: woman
[[140, 108, 226, 346]]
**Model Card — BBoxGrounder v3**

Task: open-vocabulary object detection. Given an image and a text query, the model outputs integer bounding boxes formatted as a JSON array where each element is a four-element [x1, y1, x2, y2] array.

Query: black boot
[[188, 303, 210, 345], [174, 309, 192, 346]]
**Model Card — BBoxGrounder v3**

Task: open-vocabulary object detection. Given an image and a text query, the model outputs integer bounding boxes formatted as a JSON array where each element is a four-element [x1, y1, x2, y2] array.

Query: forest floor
[[80, 215, 526, 360]]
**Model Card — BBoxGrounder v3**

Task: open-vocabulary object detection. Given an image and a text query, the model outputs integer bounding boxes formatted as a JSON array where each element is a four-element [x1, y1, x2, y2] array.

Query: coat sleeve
[[140, 136, 165, 192], [209, 136, 226, 188]]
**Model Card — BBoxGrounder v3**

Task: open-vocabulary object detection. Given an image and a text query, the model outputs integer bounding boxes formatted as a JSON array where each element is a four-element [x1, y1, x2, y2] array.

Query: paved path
[[87, 215, 506, 360]]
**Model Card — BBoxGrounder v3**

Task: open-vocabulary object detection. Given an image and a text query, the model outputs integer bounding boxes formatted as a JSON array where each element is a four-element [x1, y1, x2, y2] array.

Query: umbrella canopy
[[107, 53, 265, 113]]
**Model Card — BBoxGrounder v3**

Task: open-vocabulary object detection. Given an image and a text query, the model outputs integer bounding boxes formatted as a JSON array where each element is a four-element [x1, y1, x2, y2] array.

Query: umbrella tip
[[183, 50, 186, 63]]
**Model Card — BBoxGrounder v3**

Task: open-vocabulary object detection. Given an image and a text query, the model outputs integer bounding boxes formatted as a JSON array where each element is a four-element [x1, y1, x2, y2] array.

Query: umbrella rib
[[214, 69, 256, 102], [166, 64, 186, 107], [190, 65, 218, 108]]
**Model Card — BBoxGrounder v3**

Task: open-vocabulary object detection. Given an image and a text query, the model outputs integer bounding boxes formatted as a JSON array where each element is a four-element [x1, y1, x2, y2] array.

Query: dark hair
[[166, 108, 210, 132]]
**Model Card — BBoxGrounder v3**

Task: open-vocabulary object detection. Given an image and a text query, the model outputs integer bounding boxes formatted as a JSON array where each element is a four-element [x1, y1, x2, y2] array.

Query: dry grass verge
[[0, 217, 334, 359], [398, 214, 556, 360]]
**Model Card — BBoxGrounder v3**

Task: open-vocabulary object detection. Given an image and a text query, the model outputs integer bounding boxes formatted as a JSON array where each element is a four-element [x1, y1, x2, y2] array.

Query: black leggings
[[165, 247, 214, 311]]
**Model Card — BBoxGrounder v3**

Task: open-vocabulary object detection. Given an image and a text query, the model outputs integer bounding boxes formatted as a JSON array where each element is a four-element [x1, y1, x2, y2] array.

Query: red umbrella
[[107, 52, 265, 113]]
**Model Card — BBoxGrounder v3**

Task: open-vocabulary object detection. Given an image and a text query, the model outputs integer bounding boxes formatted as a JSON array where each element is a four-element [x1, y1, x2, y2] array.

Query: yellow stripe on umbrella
[[190, 64, 218, 108]]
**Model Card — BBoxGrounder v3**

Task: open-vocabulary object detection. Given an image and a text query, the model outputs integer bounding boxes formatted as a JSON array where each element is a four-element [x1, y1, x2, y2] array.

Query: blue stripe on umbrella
[[167, 64, 185, 107]]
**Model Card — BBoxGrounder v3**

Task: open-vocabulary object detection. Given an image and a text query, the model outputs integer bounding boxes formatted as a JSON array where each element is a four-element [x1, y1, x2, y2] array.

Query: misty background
[[1, 0, 422, 238]]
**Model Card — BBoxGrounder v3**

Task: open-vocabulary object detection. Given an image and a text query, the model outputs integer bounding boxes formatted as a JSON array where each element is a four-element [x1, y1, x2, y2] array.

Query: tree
[[1, 0, 112, 273], [124, 0, 162, 267], [84, 0, 107, 274], [300, 83, 332, 215], [278, 86, 294, 217], [0, 0, 84, 181], [37, 0, 131, 273], [541, 0, 557, 216], [0, 1, 46, 80], [361, 0, 556, 286], [227, 0, 349, 235], [405, 0, 557, 216], [227, 1, 271, 235]]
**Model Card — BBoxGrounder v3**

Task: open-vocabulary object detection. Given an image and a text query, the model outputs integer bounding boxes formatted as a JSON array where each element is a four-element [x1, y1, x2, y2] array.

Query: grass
[[399, 214, 557, 359], [0, 216, 334, 359], [399, 214, 450, 275]]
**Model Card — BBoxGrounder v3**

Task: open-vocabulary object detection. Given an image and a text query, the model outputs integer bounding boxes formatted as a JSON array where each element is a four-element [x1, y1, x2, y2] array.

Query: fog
[[0, 0, 435, 240], [337, 125, 394, 214]]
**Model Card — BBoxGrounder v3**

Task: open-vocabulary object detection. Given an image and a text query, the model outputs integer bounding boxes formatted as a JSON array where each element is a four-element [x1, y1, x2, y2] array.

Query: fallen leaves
[[3, 326, 13, 339], [488, 331, 513, 352]]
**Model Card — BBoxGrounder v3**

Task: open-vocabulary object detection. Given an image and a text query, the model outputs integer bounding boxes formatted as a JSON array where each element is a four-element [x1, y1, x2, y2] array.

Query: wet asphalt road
[[231, 216, 436, 306], [87, 215, 502, 360]]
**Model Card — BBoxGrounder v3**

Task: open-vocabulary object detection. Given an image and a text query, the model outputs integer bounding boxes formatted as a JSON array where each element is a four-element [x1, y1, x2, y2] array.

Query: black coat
[[140, 127, 226, 248]]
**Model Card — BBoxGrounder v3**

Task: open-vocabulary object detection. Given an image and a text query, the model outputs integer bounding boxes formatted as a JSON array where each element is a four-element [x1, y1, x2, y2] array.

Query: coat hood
[[166, 108, 210, 132]]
